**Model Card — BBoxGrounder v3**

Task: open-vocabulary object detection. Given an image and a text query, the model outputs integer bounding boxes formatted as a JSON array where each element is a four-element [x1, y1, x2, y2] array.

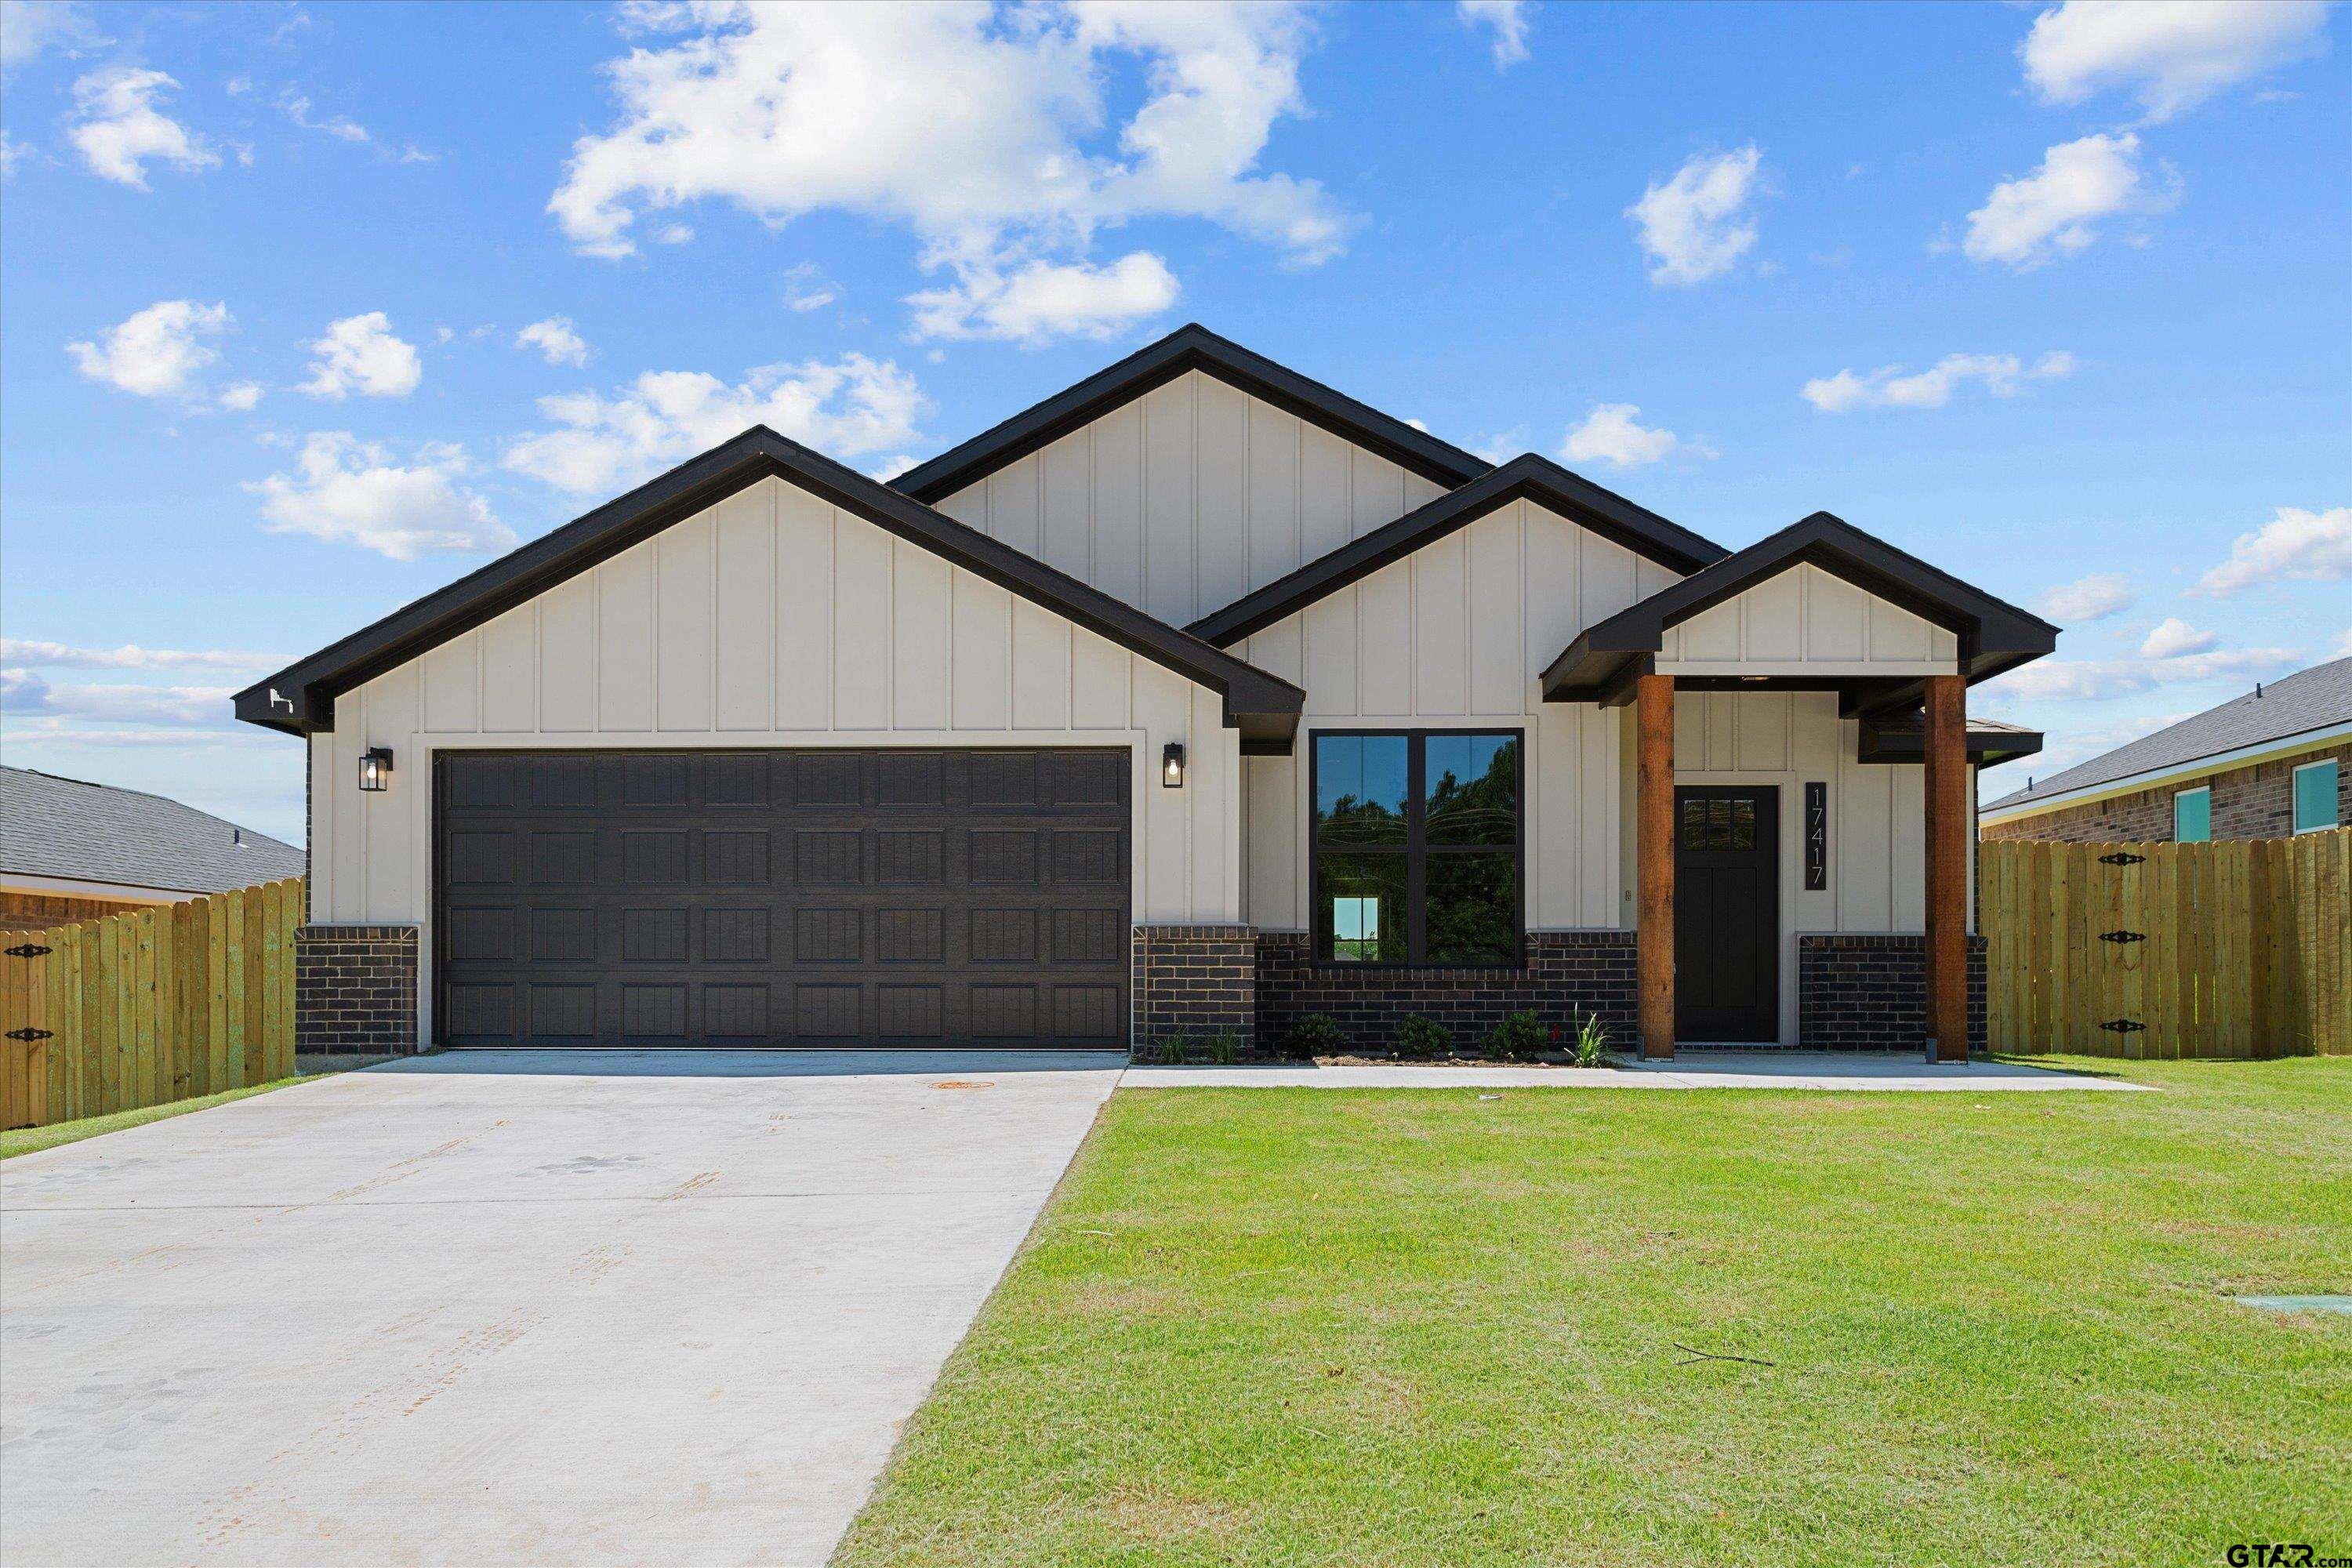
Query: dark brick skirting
[[1132, 924, 1256, 1054], [296, 924, 420, 1055], [1255, 929, 1637, 1057], [1798, 934, 1987, 1053]]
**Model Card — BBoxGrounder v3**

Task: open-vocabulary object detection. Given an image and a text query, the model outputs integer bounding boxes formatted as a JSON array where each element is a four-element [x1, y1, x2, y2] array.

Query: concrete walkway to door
[[0, 1050, 1123, 1568]]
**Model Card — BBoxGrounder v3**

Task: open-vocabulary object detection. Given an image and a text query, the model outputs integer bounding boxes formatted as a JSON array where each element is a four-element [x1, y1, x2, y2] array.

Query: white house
[[238, 327, 2053, 1058]]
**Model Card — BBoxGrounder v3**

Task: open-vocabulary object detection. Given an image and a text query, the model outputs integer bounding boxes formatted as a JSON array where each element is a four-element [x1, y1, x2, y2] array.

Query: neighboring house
[[0, 766, 305, 927], [236, 325, 2053, 1059], [1981, 657, 2350, 844]]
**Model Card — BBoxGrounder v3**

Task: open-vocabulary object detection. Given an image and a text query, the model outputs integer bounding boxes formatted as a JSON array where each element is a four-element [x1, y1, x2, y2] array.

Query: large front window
[[1312, 730, 1522, 965]]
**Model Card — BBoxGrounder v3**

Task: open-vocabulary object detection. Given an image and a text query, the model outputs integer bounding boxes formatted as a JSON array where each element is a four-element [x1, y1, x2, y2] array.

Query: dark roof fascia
[[234, 427, 1303, 742], [890, 323, 1490, 506], [1541, 512, 2058, 706], [1857, 718, 2045, 770], [1187, 454, 1732, 648]]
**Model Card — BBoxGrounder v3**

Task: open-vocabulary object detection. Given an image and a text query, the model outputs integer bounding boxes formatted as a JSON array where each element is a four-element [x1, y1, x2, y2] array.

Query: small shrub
[[1484, 1010, 1547, 1062], [1156, 1034, 1192, 1065], [1205, 1031, 1241, 1065], [1287, 1013, 1346, 1058], [1570, 1011, 1611, 1068], [1396, 1015, 1450, 1060]]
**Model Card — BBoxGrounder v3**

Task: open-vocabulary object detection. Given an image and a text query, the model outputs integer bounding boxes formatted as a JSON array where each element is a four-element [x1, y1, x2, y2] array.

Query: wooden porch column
[[1636, 673, 1676, 1060], [1923, 673, 1969, 1062]]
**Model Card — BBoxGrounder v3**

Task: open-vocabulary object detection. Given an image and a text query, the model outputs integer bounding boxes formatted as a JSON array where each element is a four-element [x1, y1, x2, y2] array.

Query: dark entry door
[[1674, 786, 1779, 1042], [434, 748, 1130, 1048]]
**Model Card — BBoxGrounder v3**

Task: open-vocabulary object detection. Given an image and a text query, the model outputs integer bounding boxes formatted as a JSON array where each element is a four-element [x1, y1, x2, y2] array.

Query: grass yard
[[0, 1075, 318, 1160], [838, 1058, 2350, 1568]]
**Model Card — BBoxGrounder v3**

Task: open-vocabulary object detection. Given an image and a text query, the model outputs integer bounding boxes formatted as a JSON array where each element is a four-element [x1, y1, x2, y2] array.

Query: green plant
[[1287, 1013, 1346, 1058], [1158, 1034, 1192, 1065], [1396, 1015, 1450, 1061], [1205, 1031, 1242, 1065], [1570, 1011, 1610, 1068], [1484, 1011, 1547, 1062]]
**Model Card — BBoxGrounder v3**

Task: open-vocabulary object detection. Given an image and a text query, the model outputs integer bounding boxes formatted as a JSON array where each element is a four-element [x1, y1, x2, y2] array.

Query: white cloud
[[2332, 626, 2352, 659], [1560, 404, 1711, 469], [1627, 145, 1765, 286], [548, 2, 1345, 342], [0, 669, 239, 728], [249, 434, 514, 559], [1962, 132, 2176, 270], [2020, 0, 2328, 122], [0, 129, 28, 177], [301, 311, 422, 399], [1802, 350, 2076, 412], [67, 65, 216, 188], [780, 263, 837, 313], [67, 299, 231, 397], [279, 87, 369, 143], [1458, 0, 1530, 66], [504, 353, 928, 496], [218, 380, 263, 412], [2191, 504, 2352, 595], [906, 252, 1179, 346], [1984, 644, 2296, 702], [0, 638, 285, 673], [2, 1, 105, 74], [515, 316, 591, 368], [2139, 616, 2217, 658], [2034, 572, 2135, 622]]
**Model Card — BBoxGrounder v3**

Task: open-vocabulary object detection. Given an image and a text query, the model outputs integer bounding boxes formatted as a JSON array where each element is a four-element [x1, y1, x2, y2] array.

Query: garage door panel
[[436, 747, 1128, 1047]]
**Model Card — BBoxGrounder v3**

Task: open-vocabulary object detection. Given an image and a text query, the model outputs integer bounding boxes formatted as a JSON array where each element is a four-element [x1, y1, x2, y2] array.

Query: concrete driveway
[[0, 1051, 1123, 1567]]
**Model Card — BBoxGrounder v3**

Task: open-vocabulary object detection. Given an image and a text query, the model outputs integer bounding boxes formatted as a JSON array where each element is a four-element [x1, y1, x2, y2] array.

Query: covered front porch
[[1544, 513, 2054, 1061]]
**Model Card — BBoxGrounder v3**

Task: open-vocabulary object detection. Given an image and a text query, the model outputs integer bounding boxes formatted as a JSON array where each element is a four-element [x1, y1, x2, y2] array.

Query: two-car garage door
[[434, 748, 1130, 1048]]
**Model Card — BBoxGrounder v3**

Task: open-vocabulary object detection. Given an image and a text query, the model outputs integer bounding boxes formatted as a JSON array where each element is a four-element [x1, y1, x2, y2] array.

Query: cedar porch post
[[1636, 673, 1676, 1060], [1922, 673, 1968, 1062]]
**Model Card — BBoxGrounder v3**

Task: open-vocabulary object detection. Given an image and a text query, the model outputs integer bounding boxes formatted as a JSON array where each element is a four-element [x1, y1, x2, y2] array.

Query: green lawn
[[839, 1058, 2350, 1568], [0, 1075, 319, 1160]]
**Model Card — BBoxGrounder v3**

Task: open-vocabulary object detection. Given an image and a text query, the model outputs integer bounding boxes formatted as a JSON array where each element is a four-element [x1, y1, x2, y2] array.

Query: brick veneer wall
[[296, 924, 420, 1055], [1798, 934, 1987, 1053], [1254, 929, 1638, 1057], [1132, 924, 1257, 1054], [1981, 742, 2349, 844]]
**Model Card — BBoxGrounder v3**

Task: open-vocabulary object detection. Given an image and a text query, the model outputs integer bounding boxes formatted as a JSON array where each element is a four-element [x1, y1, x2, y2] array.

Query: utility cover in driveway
[[436, 748, 1131, 1047]]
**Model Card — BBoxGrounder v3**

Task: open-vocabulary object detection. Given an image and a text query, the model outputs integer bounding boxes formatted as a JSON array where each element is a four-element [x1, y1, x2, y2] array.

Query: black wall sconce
[[358, 747, 394, 792], [1161, 742, 1185, 788]]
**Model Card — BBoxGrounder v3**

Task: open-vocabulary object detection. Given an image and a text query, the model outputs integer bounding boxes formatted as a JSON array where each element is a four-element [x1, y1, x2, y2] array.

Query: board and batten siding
[[1658, 561, 1960, 673], [936, 368, 1450, 627], [310, 476, 1242, 1040]]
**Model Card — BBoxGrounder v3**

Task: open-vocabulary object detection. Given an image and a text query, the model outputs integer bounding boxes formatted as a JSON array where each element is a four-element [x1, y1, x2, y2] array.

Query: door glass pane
[[1316, 851, 1408, 962], [1425, 734, 1519, 845], [2174, 788, 2211, 843], [2294, 761, 2339, 833], [1314, 735, 1408, 845], [1730, 797, 1756, 851], [1425, 851, 1517, 964], [1680, 797, 1708, 850]]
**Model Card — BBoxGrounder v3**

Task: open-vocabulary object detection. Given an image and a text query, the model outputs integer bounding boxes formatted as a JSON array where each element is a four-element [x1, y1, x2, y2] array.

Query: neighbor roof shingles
[[1983, 656, 2352, 813], [0, 767, 304, 893]]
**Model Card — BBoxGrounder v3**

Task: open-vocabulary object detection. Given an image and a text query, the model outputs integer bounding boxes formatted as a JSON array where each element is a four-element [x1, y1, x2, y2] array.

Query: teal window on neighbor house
[[2292, 759, 2339, 833], [1311, 730, 1522, 965], [2174, 786, 2212, 843]]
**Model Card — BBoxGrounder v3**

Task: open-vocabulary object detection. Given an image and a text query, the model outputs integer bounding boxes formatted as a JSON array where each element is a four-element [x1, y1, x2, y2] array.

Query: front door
[[1674, 786, 1778, 1042]]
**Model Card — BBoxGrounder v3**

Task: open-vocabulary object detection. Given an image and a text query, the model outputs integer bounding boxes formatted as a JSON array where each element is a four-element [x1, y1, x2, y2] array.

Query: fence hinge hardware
[[5, 1027, 54, 1042], [2096, 851, 2147, 866], [5, 943, 51, 958], [2098, 1018, 2147, 1035], [2097, 930, 2147, 945]]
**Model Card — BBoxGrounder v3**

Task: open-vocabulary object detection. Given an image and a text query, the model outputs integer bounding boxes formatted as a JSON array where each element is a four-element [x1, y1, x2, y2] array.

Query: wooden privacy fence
[[1, 877, 303, 1131], [1983, 829, 2348, 1058]]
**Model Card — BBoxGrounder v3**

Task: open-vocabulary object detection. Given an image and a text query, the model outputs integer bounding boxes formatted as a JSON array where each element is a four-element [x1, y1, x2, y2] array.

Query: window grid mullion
[[1406, 736, 1426, 963]]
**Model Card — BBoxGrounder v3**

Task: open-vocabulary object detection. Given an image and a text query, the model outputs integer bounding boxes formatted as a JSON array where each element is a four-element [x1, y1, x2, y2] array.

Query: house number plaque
[[1804, 782, 1828, 891]]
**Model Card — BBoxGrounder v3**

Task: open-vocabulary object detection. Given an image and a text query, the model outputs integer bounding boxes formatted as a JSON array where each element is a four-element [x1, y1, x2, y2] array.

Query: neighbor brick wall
[[1132, 924, 1257, 1054], [1254, 929, 1638, 1057], [1798, 934, 1987, 1053], [296, 924, 419, 1055], [1981, 742, 2349, 844]]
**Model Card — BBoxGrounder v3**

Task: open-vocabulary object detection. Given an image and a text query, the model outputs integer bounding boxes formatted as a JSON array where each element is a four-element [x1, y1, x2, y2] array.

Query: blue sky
[[3, 0, 2345, 845]]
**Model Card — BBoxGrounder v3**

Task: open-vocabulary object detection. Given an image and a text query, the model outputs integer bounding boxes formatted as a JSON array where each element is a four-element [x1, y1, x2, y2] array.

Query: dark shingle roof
[[0, 767, 304, 893], [1983, 656, 2352, 813]]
